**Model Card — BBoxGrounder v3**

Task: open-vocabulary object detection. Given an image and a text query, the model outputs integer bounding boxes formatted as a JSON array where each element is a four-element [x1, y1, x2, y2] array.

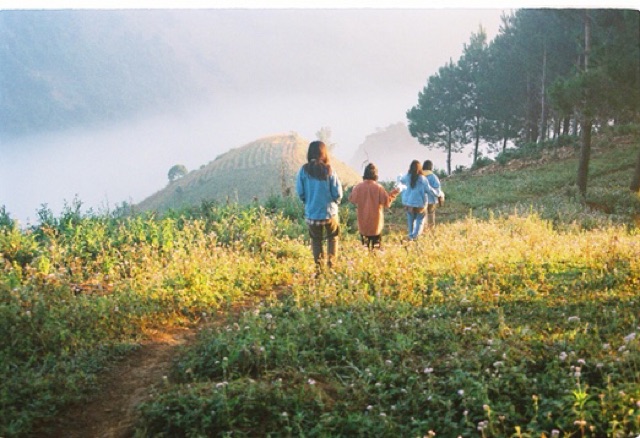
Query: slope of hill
[[436, 129, 640, 226], [0, 10, 211, 139], [136, 133, 362, 213]]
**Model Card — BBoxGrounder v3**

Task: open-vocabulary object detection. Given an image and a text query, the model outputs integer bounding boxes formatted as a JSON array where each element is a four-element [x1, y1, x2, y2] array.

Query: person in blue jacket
[[422, 159, 444, 229], [296, 140, 343, 269], [398, 160, 431, 241]]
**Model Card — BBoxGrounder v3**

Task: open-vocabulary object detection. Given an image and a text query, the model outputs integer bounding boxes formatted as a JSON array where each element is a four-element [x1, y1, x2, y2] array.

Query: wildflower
[[568, 316, 580, 323], [281, 412, 288, 417], [602, 343, 610, 350], [559, 352, 568, 361], [458, 389, 464, 396], [367, 405, 374, 411], [551, 430, 560, 437], [270, 335, 275, 340], [493, 361, 504, 368], [577, 358, 586, 365], [307, 378, 316, 385], [423, 367, 434, 374], [483, 404, 490, 411], [463, 410, 469, 416], [385, 360, 393, 367], [624, 332, 636, 343], [379, 412, 386, 417]]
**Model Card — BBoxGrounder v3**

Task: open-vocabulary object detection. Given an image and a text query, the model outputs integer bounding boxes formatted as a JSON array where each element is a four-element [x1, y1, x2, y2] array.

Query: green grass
[[1, 130, 640, 437]]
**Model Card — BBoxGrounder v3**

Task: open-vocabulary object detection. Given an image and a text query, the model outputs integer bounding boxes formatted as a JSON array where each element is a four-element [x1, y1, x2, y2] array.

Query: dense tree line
[[407, 8, 640, 194]]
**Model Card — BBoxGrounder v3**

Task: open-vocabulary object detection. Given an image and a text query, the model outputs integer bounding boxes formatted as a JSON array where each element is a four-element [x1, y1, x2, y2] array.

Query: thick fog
[[0, 8, 506, 225]]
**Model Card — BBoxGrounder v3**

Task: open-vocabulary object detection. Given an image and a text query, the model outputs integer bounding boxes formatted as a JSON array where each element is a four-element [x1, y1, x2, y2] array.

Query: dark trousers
[[308, 217, 340, 268], [360, 234, 382, 250]]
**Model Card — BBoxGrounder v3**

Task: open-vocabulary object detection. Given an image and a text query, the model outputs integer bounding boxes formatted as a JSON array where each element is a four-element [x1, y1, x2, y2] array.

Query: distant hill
[[349, 122, 451, 182], [136, 133, 362, 213], [0, 10, 211, 139]]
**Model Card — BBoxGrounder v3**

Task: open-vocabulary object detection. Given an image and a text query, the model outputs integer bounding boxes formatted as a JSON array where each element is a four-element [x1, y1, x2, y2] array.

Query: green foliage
[[135, 214, 640, 437], [2, 133, 640, 437], [168, 164, 188, 183]]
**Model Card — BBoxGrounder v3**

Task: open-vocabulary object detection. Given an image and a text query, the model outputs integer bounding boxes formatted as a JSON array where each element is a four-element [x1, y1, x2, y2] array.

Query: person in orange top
[[349, 163, 400, 250]]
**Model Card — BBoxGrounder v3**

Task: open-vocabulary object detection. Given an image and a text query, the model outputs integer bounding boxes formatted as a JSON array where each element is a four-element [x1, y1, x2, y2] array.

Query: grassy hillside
[[1, 129, 639, 437], [136, 133, 362, 213], [424, 128, 640, 228]]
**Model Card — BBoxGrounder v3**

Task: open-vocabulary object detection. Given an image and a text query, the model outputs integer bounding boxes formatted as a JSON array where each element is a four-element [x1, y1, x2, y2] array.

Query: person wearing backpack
[[349, 163, 400, 250], [422, 159, 444, 228], [296, 140, 343, 270]]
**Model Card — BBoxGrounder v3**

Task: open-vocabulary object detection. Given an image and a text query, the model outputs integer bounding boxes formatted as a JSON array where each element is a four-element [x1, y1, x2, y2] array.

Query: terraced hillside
[[136, 133, 362, 213]]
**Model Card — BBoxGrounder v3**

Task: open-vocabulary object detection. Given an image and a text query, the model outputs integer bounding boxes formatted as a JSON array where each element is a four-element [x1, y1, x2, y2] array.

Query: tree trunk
[[539, 42, 548, 143], [562, 117, 571, 136], [577, 10, 592, 198], [631, 147, 640, 193], [577, 120, 592, 197], [447, 129, 453, 175], [473, 116, 480, 164]]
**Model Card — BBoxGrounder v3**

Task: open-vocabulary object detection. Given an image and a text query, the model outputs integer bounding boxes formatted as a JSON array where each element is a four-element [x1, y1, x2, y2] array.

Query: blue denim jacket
[[424, 172, 442, 205], [296, 167, 343, 220], [399, 173, 430, 208]]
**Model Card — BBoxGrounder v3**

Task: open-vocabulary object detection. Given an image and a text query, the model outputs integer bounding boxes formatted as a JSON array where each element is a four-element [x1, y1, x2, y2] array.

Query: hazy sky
[[2, 2, 632, 224]]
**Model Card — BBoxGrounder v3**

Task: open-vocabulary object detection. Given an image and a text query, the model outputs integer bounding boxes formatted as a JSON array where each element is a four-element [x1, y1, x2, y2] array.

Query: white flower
[[423, 367, 434, 374], [307, 378, 316, 385], [559, 352, 568, 361], [281, 412, 288, 417], [458, 389, 464, 396], [385, 360, 393, 367], [624, 332, 636, 343], [568, 316, 580, 323], [602, 343, 611, 350]]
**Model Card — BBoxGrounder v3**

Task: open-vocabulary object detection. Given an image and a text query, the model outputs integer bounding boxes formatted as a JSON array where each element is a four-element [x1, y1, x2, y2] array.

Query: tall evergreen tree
[[458, 27, 490, 164], [407, 61, 467, 175]]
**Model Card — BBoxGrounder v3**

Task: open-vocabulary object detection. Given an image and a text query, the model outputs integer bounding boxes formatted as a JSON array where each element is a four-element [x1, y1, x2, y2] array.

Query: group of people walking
[[295, 140, 443, 270]]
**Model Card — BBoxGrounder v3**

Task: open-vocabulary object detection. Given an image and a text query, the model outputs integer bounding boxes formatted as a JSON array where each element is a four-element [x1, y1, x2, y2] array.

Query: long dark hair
[[408, 160, 422, 188], [303, 141, 332, 180]]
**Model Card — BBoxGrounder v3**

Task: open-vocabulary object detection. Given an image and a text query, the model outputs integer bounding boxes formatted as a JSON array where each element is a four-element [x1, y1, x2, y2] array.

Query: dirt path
[[33, 326, 197, 438]]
